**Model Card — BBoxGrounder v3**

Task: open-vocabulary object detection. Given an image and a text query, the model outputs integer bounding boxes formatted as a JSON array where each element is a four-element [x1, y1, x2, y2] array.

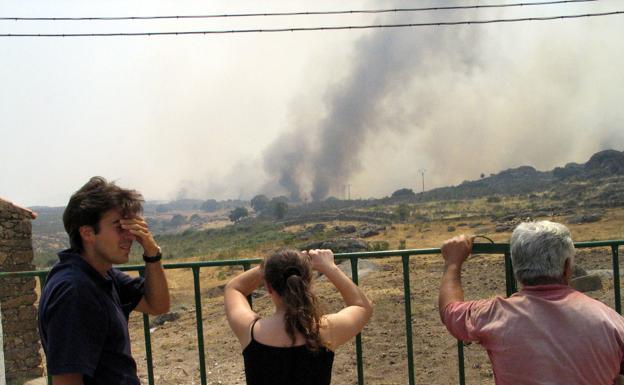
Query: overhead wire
[[0, 9, 621, 37], [0, 0, 599, 21]]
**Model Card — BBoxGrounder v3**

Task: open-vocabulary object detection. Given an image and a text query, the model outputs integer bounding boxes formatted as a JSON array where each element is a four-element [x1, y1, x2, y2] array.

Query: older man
[[439, 221, 624, 385]]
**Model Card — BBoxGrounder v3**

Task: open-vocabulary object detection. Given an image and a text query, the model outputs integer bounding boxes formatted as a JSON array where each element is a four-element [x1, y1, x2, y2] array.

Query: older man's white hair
[[510, 221, 575, 285]]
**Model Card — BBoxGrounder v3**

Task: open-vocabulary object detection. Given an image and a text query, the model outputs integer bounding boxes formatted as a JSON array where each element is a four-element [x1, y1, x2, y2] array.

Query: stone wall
[[0, 199, 42, 383], [1, 304, 5, 385]]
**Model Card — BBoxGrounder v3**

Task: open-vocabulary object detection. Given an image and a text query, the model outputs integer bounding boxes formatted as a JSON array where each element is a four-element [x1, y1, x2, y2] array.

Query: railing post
[[401, 254, 415, 385], [142, 313, 154, 385], [612, 245, 621, 314], [192, 267, 207, 385], [504, 252, 517, 297], [350, 257, 365, 385], [457, 340, 466, 385], [138, 268, 155, 385]]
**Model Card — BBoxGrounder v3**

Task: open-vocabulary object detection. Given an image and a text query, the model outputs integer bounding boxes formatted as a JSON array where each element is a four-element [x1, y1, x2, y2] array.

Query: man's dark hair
[[63, 176, 144, 252]]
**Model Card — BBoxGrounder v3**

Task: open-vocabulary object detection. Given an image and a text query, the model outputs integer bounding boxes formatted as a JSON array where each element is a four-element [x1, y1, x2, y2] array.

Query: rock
[[495, 224, 513, 233], [204, 284, 225, 298], [570, 274, 602, 292], [150, 311, 181, 328], [587, 269, 624, 279], [359, 229, 379, 238], [333, 225, 356, 234], [300, 238, 369, 253], [572, 265, 588, 277], [567, 213, 602, 224], [309, 223, 326, 233], [358, 225, 385, 238], [447, 226, 456, 232]]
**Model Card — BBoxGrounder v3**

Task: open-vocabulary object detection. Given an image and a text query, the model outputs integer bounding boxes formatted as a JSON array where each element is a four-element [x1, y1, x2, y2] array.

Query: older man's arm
[[438, 235, 473, 322]]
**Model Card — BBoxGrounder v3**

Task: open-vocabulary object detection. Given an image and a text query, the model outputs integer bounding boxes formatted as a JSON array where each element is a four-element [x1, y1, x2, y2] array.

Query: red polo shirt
[[443, 284, 624, 385]]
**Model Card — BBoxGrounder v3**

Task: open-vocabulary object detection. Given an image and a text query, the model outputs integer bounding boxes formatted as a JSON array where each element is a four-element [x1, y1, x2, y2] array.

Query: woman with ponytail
[[225, 249, 373, 385]]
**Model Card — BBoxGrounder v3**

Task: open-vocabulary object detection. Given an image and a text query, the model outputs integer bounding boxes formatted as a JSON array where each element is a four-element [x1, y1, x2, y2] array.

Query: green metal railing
[[1, 240, 623, 385]]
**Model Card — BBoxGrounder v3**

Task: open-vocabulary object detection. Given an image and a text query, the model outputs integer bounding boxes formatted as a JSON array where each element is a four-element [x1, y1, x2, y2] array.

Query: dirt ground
[[120, 210, 624, 385]]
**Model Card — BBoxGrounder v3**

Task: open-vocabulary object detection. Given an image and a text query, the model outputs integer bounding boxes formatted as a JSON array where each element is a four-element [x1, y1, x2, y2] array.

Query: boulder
[[572, 265, 588, 277], [150, 311, 181, 328], [309, 223, 326, 233], [567, 213, 602, 224], [300, 238, 369, 253], [570, 274, 602, 292], [495, 224, 513, 233], [358, 225, 385, 238], [334, 225, 356, 234]]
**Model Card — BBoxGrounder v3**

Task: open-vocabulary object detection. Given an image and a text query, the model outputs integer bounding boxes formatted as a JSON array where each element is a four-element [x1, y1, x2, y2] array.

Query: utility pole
[[343, 184, 351, 200], [418, 169, 426, 192]]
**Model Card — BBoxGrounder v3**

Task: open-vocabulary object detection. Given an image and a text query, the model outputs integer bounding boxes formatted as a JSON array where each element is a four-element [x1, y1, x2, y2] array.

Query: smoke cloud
[[260, 2, 624, 200]]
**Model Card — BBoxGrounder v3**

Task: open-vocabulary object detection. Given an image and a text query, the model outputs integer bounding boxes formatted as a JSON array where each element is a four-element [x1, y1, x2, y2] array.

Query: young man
[[38, 177, 170, 385], [439, 221, 624, 385]]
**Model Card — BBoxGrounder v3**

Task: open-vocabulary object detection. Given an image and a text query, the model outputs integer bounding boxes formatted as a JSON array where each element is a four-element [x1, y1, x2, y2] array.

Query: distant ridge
[[416, 149, 624, 202]]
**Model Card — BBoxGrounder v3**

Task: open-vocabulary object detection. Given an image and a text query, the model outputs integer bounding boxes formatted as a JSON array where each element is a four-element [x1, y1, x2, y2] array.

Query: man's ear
[[79, 225, 95, 246]]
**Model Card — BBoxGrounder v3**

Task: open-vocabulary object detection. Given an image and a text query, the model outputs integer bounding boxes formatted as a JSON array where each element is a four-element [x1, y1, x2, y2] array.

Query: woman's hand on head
[[305, 249, 336, 273]]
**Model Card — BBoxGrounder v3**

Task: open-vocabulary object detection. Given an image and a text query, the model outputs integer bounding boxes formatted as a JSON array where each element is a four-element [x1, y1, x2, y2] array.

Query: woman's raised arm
[[307, 249, 373, 350], [224, 266, 263, 347]]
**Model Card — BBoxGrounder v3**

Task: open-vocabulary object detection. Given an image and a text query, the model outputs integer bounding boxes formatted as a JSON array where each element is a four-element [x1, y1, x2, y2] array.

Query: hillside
[[418, 149, 624, 203], [28, 149, 624, 266]]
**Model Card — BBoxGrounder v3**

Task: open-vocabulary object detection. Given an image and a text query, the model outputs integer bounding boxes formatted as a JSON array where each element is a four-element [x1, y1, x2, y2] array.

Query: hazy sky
[[1, 0, 623, 206]]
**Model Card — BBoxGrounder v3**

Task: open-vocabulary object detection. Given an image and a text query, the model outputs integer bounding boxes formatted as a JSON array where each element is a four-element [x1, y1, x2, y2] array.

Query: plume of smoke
[[262, 129, 312, 201], [263, 5, 482, 201], [263, 1, 624, 199]]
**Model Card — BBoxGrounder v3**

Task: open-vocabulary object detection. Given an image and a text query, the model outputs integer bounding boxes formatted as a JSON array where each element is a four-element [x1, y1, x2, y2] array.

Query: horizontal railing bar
[[574, 240, 624, 248], [2, 240, 623, 278], [0, 270, 49, 278]]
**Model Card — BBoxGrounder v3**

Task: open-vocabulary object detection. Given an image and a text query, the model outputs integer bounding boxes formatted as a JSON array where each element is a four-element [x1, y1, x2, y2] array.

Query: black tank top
[[243, 319, 335, 385]]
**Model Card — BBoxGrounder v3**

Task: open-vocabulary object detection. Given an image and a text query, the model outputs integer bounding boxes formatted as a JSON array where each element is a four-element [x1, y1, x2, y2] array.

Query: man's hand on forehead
[[120, 216, 159, 256]]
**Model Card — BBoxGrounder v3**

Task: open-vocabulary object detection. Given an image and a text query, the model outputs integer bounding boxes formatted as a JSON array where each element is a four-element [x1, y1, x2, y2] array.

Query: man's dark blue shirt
[[38, 250, 145, 385]]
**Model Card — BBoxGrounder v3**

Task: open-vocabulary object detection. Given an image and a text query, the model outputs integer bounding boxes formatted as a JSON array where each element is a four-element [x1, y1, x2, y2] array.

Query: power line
[[1, 10, 621, 38], [0, 0, 597, 21]]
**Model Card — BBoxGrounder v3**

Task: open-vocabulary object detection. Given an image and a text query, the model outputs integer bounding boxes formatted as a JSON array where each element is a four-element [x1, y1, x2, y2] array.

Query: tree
[[228, 207, 249, 222], [391, 188, 416, 199], [270, 198, 288, 219], [170, 214, 187, 227], [200, 199, 220, 212], [250, 194, 269, 212], [156, 204, 170, 213], [396, 203, 410, 221]]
